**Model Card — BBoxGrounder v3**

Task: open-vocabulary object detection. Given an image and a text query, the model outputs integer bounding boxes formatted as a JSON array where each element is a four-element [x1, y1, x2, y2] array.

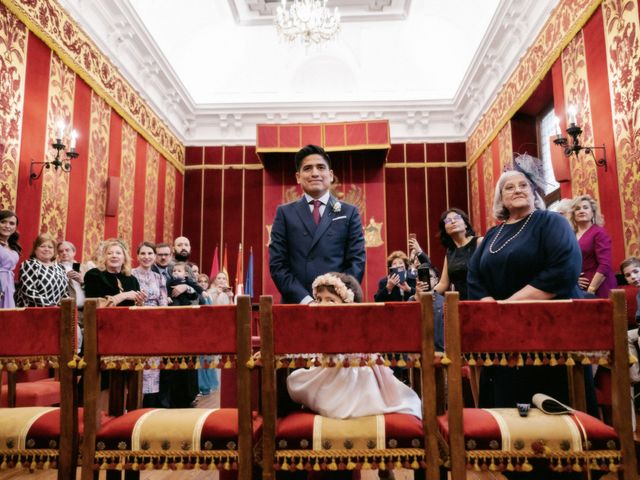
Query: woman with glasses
[[409, 208, 481, 300]]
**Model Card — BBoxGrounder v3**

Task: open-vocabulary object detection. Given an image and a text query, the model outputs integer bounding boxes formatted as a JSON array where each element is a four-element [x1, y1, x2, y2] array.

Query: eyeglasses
[[502, 182, 531, 194], [444, 214, 463, 225]]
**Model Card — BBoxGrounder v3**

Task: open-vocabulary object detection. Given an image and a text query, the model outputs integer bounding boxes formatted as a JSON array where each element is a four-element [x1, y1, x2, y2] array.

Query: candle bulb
[[567, 106, 577, 125], [70, 130, 78, 150], [56, 121, 65, 142]]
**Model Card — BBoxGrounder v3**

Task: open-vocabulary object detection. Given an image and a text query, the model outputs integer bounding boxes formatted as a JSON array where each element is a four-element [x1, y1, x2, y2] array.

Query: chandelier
[[275, 0, 341, 46]]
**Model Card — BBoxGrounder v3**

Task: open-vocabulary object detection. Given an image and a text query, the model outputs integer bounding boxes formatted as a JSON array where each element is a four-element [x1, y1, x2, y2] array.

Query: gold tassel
[[549, 353, 558, 367], [193, 457, 200, 470], [346, 457, 356, 470], [115, 457, 123, 471], [533, 353, 542, 366], [629, 354, 638, 365], [179, 358, 188, 370], [275, 358, 283, 369], [22, 359, 31, 371], [328, 458, 338, 471], [609, 458, 617, 472], [581, 355, 591, 365], [361, 457, 372, 470], [296, 457, 305, 470], [472, 460, 481, 472], [162, 460, 169, 470], [120, 359, 130, 371], [67, 356, 77, 369], [521, 458, 532, 472], [572, 459, 582, 472], [246, 357, 255, 369], [15, 455, 23, 470], [6, 361, 18, 372], [313, 459, 321, 471], [440, 353, 451, 365], [223, 357, 232, 369], [194, 358, 201, 369], [135, 360, 144, 371], [281, 458, 289, 471], [165, 358, 174, 370], [99, 459, 107, 470], [0, 457, 7, 470], [77, 357, 87, 369], [106, 360, 116, 370], [414, 357, 421, 368], [499, 354, 508, 367], [223, 457, 231, 470], [208, 459, 217, 470], [411, 456, 420, 469], [397, 357, 407, 367], [565, 356, 575, 366], [505, 458, 514, 471], [29, 457, 37, 471], [395, 458, 403, 470], [489, 458, 497, 471], [131, 458, 139, 471], [468, 354, 476, 366], [516, 354, 524, 367], [598, 356, 608, 366], [483, 353, 492, 367], [175, 458, 184, 470]]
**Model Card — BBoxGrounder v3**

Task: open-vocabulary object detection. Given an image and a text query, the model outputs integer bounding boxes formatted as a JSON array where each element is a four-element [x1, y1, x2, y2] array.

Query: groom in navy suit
[[269, 145, 366, 304]]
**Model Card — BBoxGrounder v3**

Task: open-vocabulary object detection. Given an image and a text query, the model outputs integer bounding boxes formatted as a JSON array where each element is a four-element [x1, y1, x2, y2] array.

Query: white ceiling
[[60, 0, 559, 146]]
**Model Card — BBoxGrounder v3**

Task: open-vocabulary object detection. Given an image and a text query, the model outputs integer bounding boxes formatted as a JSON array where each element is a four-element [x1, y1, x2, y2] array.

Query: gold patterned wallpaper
[[561, 30, 599, 200], [143, 145, 159, 242], [81, 91, 110, 260], [497, 122, 513, 172], [603, 0, 640, 257], [469, 162, 481, 234], [39, 54, 74, 238], [482, 149, 495, 228], [163, 166, 176, 244], [0, 4, 27, 211], [117, 122, 137, 247]]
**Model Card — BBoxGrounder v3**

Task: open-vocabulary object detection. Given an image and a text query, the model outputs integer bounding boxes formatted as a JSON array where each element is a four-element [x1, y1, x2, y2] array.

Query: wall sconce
[[553, 106, 607, 171], [30, 123, 79, 184]]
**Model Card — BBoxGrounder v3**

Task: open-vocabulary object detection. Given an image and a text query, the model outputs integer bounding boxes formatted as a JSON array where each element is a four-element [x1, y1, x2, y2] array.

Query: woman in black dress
[[84, 239, 145, 306], [409, 208, 482, 300]]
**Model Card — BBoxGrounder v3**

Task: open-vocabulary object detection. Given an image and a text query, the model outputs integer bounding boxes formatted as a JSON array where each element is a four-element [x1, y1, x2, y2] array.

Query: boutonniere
[[332, 201, 342, 213]]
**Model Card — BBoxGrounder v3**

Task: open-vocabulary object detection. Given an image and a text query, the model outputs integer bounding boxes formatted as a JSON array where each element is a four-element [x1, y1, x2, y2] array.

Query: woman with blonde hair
[[208, 271, 234, 305], [84, 239, 145, 306], [571, 194, 617, 298], [16, 233, 68, 307]]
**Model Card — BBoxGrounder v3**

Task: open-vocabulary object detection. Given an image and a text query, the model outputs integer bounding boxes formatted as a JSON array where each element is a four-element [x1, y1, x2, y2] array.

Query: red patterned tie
[[312, 200, 321, 225]]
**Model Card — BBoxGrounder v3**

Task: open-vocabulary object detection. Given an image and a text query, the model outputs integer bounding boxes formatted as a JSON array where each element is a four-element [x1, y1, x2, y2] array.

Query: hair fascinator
[[508, 153, 550, 196]]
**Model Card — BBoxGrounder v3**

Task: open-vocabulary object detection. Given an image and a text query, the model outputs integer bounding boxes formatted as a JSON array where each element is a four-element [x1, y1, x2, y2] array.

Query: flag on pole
[[235, 243, 244, 297], [209, 245, 219, 280], [244, 247, 254, 299], [221, 244, 229, 280]]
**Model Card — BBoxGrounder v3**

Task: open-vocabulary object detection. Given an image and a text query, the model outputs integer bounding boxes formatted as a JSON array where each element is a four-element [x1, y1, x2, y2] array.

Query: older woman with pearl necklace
[[467, 162, 590, 413]]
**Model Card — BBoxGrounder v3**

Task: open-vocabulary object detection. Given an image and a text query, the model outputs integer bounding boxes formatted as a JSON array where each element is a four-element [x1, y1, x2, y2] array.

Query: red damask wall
[[468, 0, 640, 268], [0, 6, 183, 262], [183, 142, 467, 301]]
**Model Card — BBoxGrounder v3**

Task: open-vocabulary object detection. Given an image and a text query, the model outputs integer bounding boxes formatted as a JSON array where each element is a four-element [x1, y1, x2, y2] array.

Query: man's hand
[[578, 274, 590, 290]]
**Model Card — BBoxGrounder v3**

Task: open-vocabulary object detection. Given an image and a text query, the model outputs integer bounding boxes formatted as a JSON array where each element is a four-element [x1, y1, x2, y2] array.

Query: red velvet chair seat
[[1, 378, 60, 408], [92, 407, 262, 467], [276, 411, 423, 451], [438, 408, 618, 454]]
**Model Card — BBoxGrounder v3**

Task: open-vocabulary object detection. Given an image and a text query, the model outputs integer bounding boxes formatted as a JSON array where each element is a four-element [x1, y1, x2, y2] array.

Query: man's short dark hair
[[294, 144, 331, 172], [155, 243, 171, 250]]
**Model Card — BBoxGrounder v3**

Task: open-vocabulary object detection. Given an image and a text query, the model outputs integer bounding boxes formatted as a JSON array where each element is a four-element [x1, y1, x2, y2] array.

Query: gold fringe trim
[[0, 452, 58, 470], [463, 450, 623, 472], [273, 353, 422, 370], [92, 451, 238, 471], [274, 448, 427, 471], [0, 356, 59, 371], [453, 352, 611, 368], [99, 355, 235, 371]]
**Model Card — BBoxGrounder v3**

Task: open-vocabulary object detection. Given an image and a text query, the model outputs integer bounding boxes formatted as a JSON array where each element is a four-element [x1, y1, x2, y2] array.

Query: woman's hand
[[577, 273, 590, 290], [398, 280, 412, 293], [416, 280, 431, 293], [408, 237, 423, 254], [133, 290, 147, 305], [386, 273, 400, 291]]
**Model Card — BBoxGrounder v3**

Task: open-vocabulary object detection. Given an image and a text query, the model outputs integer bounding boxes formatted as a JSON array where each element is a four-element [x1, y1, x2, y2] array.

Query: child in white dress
[[286, 272, 423, 420]]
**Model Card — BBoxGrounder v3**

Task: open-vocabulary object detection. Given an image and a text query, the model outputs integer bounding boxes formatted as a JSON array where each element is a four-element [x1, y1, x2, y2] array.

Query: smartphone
[[417, 263, 431, 288], [389, 267, 407, 283], [409, 233, 417, 240]]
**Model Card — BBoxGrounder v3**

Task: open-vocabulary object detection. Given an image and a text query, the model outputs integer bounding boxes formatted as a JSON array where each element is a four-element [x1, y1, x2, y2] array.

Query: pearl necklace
[[488, 212, 534, 254]]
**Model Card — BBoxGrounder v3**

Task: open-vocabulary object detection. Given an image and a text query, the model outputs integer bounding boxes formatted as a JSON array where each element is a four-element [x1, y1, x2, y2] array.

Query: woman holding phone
[[374, 250, 416, 302]]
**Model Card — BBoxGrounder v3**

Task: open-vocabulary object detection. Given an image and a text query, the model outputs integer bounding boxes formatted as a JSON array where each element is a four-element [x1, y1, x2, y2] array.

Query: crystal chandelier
[[275, 0, 341, 46]]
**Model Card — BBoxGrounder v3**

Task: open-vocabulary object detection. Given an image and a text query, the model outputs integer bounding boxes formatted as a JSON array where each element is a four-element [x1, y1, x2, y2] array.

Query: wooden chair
[[81, 295, 257, 479], [259, 294, 440, 479], [440, 290, 637, 479], [0, 299, 78, 479]]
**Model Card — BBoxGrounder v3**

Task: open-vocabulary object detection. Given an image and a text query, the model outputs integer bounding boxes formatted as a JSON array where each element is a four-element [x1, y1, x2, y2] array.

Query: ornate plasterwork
[[57, 0, 558, 146], [2, 0, 185, 170], [467, 0, 603, 166]]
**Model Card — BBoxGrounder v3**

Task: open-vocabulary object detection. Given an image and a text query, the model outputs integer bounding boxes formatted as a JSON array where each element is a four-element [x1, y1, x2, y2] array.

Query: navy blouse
[[467, 210, 582, 300]]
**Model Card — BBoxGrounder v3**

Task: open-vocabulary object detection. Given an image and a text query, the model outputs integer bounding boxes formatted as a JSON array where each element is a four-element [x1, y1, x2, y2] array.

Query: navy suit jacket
[[269, 195, 366, 304]]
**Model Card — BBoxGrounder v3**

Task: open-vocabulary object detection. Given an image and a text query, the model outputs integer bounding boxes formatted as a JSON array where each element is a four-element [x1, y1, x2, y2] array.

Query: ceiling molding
[[59, 0, 558, 145]]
